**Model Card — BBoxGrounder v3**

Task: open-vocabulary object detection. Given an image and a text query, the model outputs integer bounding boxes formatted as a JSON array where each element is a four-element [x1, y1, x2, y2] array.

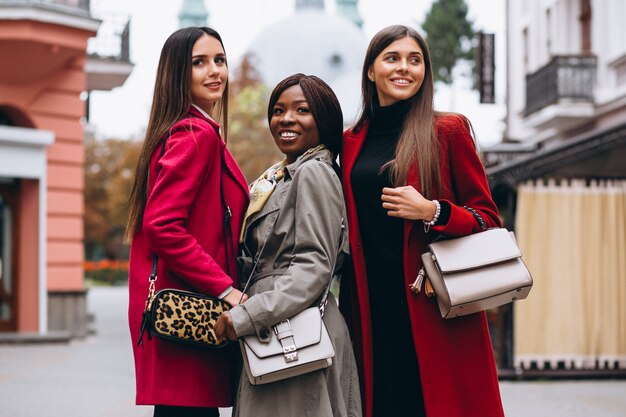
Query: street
[[0, 287, 624, 417]]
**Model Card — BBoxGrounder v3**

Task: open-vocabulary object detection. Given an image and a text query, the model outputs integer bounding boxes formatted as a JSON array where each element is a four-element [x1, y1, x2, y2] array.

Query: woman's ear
[[367, 68, 375, 82]]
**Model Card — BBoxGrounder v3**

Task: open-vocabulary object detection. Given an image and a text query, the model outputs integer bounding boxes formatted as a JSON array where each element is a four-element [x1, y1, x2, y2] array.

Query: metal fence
[[0, 0, 90, 14], [87, 15, 130, 62], [525, 55, 597, 116]]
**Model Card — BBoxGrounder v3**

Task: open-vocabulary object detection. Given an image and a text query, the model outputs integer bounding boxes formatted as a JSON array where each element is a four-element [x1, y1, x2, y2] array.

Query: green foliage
[[84, 136, 141, 260], [228, 54, 283, 182], [422, 0, 475, 85], [85, 268, 129, 286]]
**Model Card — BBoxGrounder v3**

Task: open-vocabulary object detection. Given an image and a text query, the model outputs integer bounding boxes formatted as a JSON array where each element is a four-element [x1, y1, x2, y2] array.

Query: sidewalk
[[0, 286, 625, 417]]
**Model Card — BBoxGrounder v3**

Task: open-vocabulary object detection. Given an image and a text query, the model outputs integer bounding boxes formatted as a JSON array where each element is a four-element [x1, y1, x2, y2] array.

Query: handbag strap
[[463, 206, 488, 231], [240, 233, 333, 317]]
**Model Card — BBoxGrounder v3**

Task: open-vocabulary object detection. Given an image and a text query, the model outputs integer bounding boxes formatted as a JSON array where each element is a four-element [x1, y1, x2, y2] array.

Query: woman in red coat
[[125, 27, 249, 417], [339, 25, 504, 417]]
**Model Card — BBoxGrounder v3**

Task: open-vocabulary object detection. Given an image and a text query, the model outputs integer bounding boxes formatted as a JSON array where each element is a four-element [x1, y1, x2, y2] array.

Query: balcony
[[0, 0, 90, 18], [86, 15, 133, 91], [524, 55, 597, 131]]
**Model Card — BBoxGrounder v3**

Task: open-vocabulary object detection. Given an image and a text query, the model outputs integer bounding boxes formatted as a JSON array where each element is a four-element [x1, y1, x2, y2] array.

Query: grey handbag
[[417, 207, 533, 319], [240, 301, 335, 385]]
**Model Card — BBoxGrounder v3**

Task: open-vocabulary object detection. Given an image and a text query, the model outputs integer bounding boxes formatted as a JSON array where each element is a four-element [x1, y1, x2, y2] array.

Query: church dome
[[246, 9, 366, 124]]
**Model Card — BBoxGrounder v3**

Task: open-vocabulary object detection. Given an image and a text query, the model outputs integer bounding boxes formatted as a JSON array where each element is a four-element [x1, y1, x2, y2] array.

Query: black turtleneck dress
[[350, 102, 426, 416]]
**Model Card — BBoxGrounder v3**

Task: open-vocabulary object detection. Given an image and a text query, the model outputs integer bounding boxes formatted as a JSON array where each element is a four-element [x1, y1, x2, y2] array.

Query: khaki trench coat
[[230, 149, 362, 417]]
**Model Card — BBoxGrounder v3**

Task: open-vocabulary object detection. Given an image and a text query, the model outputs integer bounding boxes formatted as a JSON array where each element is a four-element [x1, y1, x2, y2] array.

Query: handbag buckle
[[283, 344, 299, 362], [274, 319, 292, 335], [274, 319, 299, 362]]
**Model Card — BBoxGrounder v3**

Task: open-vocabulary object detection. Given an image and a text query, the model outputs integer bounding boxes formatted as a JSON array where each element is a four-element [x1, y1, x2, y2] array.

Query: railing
[[0, 0, 90, 14], [87, 15, 131, 62], [525, 55, 597, 116]]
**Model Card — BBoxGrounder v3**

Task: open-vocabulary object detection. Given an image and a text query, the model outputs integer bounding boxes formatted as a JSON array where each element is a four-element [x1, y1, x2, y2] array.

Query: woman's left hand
[[215, 311, 238, 342], [381, 186, 437, 221]]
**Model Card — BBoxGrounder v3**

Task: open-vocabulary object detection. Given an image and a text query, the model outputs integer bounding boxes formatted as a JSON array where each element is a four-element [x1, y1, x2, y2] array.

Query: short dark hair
[[267, 73, 343, 157]]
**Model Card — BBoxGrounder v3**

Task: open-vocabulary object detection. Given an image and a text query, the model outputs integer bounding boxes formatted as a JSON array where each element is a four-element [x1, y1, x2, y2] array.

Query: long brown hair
[[354, 25, 440, 198], [125, 27, 229, 242]]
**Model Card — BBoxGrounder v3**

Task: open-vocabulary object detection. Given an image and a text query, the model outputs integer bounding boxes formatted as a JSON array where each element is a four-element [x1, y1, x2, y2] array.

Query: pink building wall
[[0, 18, 96, 332]]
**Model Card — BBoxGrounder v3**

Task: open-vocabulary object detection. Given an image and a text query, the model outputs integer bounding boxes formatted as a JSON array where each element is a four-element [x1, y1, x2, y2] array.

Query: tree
[[228, 53, 282, 181], [84, 136, 141, 260], [422, 0, 475, 85]]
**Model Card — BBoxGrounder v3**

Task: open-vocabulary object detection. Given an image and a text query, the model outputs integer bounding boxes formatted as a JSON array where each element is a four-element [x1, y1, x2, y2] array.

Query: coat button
[[259, 328, 270, 339]]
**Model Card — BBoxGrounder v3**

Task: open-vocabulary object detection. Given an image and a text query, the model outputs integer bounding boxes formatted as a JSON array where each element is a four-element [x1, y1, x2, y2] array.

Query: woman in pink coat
[[125, 27, 249, 417]]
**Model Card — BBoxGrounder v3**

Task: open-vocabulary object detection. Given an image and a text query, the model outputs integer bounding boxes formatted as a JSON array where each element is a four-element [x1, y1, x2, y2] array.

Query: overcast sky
[[88, 0, 506, 146]]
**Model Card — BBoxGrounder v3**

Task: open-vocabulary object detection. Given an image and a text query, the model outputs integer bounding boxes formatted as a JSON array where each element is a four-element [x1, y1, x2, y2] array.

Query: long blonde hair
[[125, 27, 229, 242], [354, 25, 440, 198]]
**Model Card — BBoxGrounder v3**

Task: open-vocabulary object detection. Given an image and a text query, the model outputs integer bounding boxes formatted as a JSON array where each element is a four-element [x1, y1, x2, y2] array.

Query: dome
[[246, 10, 367, 124]]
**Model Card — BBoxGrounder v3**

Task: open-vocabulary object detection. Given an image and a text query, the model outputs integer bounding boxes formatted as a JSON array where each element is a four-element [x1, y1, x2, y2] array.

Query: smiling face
[[269, 84, 320, 164], [190, 34, 228, 114], [368, 36, 425, 106]]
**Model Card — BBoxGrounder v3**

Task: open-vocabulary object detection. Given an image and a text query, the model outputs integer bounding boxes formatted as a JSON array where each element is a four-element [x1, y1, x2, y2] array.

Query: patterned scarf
[[240, 144, 326, 242]]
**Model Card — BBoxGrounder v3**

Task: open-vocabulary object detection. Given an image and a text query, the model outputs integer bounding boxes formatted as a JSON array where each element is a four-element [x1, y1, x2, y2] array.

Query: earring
[[369, 77, 374, 82]]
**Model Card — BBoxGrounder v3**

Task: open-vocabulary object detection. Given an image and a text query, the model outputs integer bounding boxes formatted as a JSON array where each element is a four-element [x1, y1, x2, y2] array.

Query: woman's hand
[[381, 186, 437, 221], [222, 288, 248, 307], [215, 311, 239, 342]]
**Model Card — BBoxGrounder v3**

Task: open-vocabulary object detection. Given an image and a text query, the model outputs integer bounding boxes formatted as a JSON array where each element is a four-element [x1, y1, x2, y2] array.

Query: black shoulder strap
[[463, 206, 488, 231]]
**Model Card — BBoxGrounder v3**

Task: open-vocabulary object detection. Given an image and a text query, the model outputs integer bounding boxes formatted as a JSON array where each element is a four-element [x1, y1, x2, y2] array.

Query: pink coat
[[128, 107, 249, 407], [340, 114, 505, 417]]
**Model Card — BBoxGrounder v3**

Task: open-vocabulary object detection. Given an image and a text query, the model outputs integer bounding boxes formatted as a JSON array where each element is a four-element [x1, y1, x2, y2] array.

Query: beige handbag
[[240, 303, 335, 385], [414, 207, 533, 319]]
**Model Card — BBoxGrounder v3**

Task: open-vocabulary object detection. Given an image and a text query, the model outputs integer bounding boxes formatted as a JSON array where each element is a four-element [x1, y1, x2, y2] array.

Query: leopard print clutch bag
[[139, 289, 231, 349]]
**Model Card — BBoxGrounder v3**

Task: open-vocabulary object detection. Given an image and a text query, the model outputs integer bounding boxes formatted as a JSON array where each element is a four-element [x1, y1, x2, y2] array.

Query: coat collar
[[341, 122, 368, 182], [188, 106, 221, 132], [242, 148, 334, 241], [284, 147, 333, 180]]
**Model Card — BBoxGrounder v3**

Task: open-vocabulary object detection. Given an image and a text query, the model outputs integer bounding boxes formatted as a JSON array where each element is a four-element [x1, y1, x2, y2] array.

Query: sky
[[88, 0, 506, 146]]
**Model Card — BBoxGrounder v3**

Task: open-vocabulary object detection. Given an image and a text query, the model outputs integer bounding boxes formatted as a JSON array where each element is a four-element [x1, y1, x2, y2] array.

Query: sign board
[[477, 32, 495, 104]]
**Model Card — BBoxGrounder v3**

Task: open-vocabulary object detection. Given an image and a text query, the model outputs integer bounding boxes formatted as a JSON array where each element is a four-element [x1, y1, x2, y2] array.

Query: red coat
[[340, 114, 504, 417], [128, 107, 249, 407]]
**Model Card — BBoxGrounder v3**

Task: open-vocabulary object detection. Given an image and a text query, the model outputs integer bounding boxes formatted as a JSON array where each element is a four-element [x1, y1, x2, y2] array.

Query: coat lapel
[[242, 186, 285, 238], [187, 107, 250, 198], [222, 148, 250, 197], [341, 124, 368, 181], [243, 149, 333, 240]]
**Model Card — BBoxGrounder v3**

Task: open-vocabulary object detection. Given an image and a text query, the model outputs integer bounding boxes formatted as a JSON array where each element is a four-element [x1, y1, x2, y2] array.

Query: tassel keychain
[[410, 267, 435, 297], [410, 268, 426, 294], [137, 280, 156, 346]]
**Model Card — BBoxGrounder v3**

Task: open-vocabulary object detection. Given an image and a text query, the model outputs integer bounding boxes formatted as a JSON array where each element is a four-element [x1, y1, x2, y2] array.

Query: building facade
[[486, 0, 626, 375], [0, 0, 132, 338]]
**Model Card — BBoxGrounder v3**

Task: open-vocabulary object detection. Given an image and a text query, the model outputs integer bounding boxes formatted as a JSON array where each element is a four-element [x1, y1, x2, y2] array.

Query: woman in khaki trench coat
[[216, 74, 362, 417]]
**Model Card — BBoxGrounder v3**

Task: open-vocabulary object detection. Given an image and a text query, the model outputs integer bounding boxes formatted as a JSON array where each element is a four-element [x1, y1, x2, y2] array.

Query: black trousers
[[371, 314, 426, 417], [153, 406, 219, 417]]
